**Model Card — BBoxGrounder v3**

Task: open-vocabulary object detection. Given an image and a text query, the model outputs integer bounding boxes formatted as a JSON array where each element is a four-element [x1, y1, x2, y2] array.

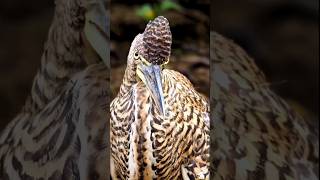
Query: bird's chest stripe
[[128, 87, 155, 179]]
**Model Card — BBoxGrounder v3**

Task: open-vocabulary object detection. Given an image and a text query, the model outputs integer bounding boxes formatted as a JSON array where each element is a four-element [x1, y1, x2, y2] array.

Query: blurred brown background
[[211, 0, 319, 121]]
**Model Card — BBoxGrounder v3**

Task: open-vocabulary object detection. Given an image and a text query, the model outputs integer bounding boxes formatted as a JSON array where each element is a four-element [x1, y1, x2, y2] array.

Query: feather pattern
[[111, 69, 210, 179], [111, 16, 210, 179]]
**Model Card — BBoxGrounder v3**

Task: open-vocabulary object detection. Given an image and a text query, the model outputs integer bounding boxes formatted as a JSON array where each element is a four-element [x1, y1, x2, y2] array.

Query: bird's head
[[127, 16, 172, 115]]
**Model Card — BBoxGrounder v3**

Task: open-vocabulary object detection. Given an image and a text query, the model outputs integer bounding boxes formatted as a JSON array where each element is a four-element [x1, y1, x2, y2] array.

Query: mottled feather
[[110, 17, 210, 179]]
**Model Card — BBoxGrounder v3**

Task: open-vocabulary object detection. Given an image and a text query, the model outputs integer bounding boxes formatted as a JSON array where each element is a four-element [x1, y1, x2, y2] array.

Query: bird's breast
[[128, 83, 183, 179], [127, 85, 157, 179]]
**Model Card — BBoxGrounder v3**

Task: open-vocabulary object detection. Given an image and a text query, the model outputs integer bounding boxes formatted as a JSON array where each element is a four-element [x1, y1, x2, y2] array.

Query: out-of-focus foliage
[[136, 0, 182, 21]]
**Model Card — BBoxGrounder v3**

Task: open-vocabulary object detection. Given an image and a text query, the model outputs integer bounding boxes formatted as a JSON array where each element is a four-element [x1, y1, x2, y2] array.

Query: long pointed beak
[[137, 64, 165, 115]]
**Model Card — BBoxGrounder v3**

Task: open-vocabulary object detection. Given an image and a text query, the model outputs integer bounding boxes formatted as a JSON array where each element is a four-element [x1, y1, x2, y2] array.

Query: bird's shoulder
[[163, 69, 208, 108], [163, 69, 194, 88], [162, 69, 209, 127]]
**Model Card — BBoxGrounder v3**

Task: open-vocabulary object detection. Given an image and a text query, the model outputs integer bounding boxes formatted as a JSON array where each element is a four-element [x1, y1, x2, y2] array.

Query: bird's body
[[110, 17, 210, 179], [111, 69, 209, 179], [211, 31, 319, 180]]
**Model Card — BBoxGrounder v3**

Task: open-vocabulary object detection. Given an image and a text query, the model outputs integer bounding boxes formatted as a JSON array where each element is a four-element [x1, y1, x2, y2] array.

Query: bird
[[210, 31, 319, 180], [0, 0, 110, 179], [110, 16, 210, 179]]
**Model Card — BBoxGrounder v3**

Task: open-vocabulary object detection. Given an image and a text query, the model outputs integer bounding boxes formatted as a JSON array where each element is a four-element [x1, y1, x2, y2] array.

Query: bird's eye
[[134, 52, 139, 59], [163, 58, 169, 65]]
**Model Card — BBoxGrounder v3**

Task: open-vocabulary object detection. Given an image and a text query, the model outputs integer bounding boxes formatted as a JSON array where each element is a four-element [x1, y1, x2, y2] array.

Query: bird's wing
[[163, 69, 210, 180], [0, 64, 110, 180], [211, 31, 319, 180]]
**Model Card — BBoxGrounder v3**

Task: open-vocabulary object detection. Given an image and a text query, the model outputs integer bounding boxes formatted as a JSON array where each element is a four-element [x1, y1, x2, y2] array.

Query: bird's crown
[[142, 16, 172, 65]]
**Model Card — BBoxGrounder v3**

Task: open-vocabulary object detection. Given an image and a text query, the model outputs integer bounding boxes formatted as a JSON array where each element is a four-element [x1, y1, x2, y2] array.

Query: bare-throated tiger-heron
[[110, 16, 210, 179]]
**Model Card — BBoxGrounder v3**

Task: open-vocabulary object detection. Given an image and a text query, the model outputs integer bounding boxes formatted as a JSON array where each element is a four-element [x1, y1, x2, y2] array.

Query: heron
[[110, 16, 210, 179]]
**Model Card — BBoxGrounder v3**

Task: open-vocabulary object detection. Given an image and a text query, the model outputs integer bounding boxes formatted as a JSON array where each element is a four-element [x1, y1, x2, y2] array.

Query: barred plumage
[[143, 16, 172, 65], [110, 16, 210, 179]]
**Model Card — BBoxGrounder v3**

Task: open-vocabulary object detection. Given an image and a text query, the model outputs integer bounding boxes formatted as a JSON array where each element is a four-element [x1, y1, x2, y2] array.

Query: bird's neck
[[118, 63, 137, 96]]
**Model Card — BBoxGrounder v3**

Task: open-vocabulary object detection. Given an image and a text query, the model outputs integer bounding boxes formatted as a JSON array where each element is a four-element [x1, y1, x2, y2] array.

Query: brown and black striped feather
[[111, 69, 210, 179]]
